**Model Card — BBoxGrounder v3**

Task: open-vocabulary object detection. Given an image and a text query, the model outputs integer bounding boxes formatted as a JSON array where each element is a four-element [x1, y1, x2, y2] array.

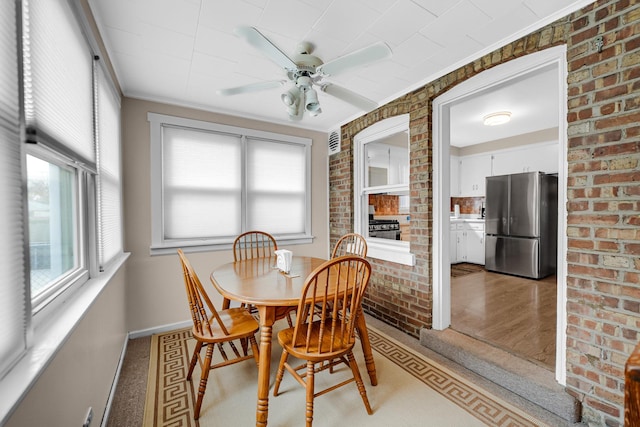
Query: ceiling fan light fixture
[[281, 87, 299, 107], [309, 107, 322, 117], [226, 26, 392, 121], [304, 88, 321, 113], [286, 101, 301, 118], [483, 111, 512, 126]]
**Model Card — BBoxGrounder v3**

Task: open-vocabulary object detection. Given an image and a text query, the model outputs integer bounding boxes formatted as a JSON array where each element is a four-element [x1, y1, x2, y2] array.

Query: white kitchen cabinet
[[465, 222, 485, 265], [389, 145, 409, 185], [492, 142, 559, 176], [450, 221, 485, 265], [459, 154, 491, 196], [366, 144, 409, 186], [450, 155, 460, 196], [450, 222, 464, 263]]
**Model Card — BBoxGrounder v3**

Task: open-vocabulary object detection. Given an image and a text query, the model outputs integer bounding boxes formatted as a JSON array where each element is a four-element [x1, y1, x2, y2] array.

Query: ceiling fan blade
[[317, 42, 392, 77], [320, 83, 378, 111], [217, 80, 286, 96], [234, 26, 298, 71]]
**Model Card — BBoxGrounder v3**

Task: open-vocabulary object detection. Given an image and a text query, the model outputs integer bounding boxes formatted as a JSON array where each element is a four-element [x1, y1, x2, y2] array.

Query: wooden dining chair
[[325, 233, 368, 372], [233, 230, 278, 261], [177, 249, 260, 420], [232, 230, 295, 326], [273, 255, 373, 426], [331, 232, 367, 258]]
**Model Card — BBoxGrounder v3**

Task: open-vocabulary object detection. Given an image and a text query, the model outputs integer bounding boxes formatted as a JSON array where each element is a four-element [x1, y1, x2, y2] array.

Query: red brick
[[593, 141, 640, 157], [624, 243, 640, 255], [595, 111, 640, 129], [624, 272, 640, 284]]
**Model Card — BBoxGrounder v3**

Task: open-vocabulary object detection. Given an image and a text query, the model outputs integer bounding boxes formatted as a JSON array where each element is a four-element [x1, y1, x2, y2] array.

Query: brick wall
[[329, 0, 640, 424], [565, 1, 640, 424]]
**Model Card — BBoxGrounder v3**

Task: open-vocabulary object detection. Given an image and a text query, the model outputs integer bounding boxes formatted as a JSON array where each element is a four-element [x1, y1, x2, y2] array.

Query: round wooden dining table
[[210, 255, 378, 427]]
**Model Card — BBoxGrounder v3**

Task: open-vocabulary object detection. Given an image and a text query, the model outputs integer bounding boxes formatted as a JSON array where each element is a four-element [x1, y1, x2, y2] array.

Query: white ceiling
[[449, 63, 560, 147], [88, 0, 590, 139]]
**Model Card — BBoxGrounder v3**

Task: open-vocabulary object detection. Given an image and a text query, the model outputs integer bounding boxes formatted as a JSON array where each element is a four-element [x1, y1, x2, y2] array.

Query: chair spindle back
[[233, 230, 278, 261], [331, 233, 367, 259], [178, 249, 229, 337], [291, 255, 371, 354]]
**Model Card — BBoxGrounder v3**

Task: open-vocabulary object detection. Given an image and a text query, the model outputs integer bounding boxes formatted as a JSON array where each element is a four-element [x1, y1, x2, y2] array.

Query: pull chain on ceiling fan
[[217, 26, 392, 121]]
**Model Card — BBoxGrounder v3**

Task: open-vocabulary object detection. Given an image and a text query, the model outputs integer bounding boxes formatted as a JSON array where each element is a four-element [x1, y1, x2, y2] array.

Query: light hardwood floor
[[450, 266, 557, 370]]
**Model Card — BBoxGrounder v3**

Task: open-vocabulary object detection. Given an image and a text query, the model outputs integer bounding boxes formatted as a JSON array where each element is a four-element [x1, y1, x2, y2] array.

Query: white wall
[[6, 266, 128, 427]]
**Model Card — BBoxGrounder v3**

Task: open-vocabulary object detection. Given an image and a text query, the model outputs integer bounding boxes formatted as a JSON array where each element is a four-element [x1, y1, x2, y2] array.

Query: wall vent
[[328, 130, 341, 156]]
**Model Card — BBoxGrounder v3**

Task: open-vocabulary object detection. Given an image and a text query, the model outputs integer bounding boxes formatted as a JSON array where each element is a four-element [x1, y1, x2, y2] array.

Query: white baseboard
[[128, 320, 192, 339], [100, 334, 129, 427]]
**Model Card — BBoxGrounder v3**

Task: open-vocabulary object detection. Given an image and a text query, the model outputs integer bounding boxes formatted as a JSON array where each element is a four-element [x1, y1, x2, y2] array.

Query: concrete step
[[420, 328, 581, 424]]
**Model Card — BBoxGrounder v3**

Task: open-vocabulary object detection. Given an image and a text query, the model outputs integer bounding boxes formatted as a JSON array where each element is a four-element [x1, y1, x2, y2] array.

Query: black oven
[[368, 219, 401, 240]]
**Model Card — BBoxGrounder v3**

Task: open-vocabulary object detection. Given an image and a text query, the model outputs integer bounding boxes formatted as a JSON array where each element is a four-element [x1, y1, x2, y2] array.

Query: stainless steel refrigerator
[[484, 171, 558, 279]]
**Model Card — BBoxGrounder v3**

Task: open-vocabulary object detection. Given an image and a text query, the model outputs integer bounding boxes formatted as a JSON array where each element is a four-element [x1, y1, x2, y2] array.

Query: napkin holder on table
[[274, 249, 292, 274]]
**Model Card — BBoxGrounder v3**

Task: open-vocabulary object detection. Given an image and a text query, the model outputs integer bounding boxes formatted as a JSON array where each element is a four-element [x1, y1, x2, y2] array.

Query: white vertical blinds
[[0, 0, 27, 379], [96, 63, 123, 268], [22, 0, 95, 166]]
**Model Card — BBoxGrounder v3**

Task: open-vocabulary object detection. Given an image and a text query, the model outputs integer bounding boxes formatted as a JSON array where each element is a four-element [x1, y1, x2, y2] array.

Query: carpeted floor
[[141, 323, 550, 427], [106, 336, 151, 427]]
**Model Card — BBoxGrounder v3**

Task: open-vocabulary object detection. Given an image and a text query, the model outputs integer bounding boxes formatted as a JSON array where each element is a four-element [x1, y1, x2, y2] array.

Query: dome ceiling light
[[483, 111, 512, 126]]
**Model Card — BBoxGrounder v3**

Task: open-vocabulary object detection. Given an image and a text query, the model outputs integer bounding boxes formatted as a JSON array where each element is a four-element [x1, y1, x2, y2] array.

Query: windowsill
[[0, 252, 130, 425], [367, 241, 415, 266], [150, 236, 314, 256]]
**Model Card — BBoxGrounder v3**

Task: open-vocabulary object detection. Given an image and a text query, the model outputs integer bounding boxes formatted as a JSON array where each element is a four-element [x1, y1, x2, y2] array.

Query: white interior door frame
[[431, 45, 568, 385]]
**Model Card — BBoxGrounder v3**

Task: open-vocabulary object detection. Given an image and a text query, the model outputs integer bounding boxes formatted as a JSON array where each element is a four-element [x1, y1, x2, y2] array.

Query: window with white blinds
[[162, 126, 243, 240], [0, 0, 27, 380], [149, 113, 312, 253], [20, 0, 123, 306], [22, 0, 95, 168], [95, 63, 123, 269], [246, 138, 307, 234]]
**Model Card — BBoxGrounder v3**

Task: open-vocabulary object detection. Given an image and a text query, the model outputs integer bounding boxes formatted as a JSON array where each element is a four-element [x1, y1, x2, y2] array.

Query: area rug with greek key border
[[143, 323, 549, 426]]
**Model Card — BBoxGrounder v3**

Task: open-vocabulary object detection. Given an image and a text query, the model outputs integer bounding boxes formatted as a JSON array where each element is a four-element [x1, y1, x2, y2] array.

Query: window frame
[[354, 114, 415, 266], [148, 113, 313, 255], [25, 144, 91, 315]]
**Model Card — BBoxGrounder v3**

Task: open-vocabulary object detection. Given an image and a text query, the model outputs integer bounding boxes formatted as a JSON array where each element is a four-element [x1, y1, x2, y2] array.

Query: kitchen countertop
[[450, 216, 485, 223]]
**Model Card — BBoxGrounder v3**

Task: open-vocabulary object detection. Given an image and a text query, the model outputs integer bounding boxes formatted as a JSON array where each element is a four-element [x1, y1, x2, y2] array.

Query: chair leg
[[346, 351, 372, 415], [273, 349, 289, 396], [305, 361, 315, 427], [240, 337, 249, 356], [286, 311, 294, 328], [250, 334, 260, 365], [187, 341, 203, 380], [193, 342, 215, 420]]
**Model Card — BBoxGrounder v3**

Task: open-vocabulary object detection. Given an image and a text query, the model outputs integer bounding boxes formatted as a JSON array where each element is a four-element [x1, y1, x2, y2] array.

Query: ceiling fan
[[217, 26, 392, 121]]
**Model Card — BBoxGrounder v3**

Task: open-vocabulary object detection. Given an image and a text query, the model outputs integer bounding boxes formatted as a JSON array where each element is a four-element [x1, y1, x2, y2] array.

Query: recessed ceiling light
[[483, 111, 512, 126]]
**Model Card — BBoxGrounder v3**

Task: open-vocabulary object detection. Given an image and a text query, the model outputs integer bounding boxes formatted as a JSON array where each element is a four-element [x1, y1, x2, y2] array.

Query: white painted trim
[[100, 334, 129, 427], [555, 51, 569, 386], [128, 320, 192, 340], [353, 114, 415, 266], [367, 242, 416, 266], [432, 45, 568, 385], [147, 112, 314, 254]]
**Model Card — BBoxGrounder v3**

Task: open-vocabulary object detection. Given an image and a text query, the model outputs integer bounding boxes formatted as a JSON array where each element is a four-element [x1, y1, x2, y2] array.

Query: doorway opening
[[431, 46, 568, 384]]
